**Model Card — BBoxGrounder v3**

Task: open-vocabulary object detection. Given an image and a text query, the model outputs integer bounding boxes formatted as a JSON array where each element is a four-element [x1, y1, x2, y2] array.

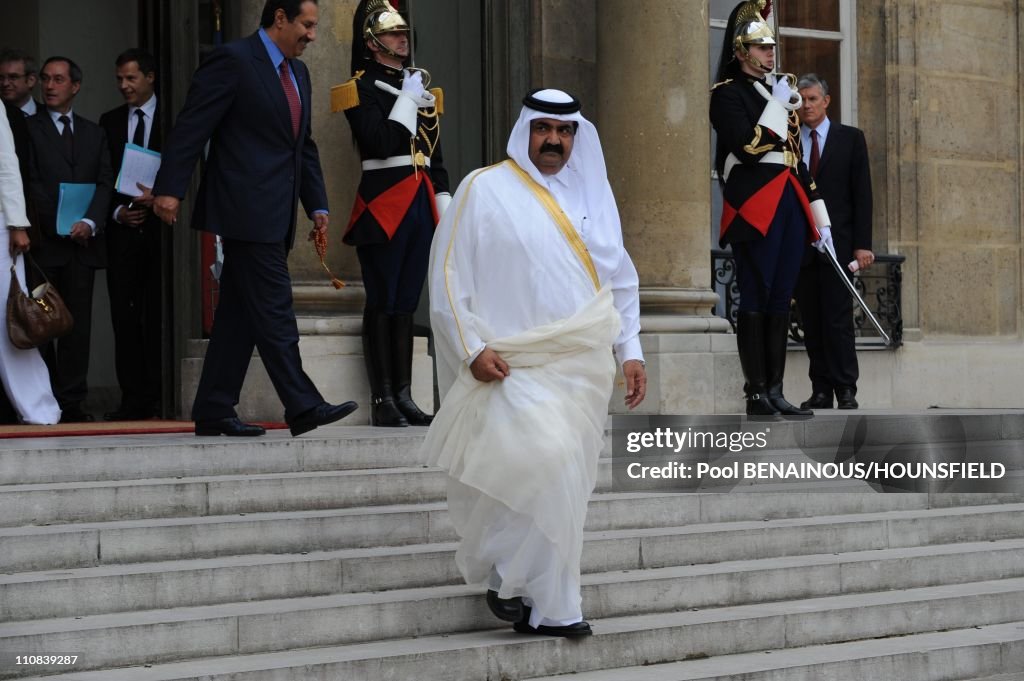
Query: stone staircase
[[1, 415, 1023, 680]]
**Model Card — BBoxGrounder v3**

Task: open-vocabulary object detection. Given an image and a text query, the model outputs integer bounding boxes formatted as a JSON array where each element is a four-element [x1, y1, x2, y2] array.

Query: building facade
[[3, 0, 1021, 417]]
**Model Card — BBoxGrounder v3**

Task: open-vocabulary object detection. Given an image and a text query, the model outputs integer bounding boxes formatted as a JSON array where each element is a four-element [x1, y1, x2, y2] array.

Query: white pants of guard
[[0, 238, 61, 424]]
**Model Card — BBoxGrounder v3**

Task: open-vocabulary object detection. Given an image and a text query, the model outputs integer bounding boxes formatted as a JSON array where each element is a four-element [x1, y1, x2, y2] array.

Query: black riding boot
[[737, 311, 780, 416], [392, 313, 433, 425], [362, 310, 408, 427], [765, 313, 812, 416]]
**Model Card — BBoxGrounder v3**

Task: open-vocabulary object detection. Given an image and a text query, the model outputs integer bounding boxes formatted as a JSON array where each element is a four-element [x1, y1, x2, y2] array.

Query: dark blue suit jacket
[[153, 32, 328, 250]]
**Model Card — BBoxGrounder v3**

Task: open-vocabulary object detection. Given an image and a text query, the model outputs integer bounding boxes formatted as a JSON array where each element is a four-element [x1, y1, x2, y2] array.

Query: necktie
[[279, 60, 301, 139], [809, 128, 820, 177], [58, 114, 73, 159], [132, 109, 146, 148]]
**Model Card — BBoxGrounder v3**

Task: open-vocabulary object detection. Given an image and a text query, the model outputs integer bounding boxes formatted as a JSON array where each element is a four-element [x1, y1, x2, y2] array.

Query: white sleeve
[[609, 247, 644, 366], [428, 171, 489, 397], [0, 110, 29, 228]]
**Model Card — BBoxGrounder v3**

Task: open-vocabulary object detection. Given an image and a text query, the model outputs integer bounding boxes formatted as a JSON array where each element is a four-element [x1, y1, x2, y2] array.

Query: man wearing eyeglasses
[[25, 56, 113, 423], [0, 49, 40, 117]]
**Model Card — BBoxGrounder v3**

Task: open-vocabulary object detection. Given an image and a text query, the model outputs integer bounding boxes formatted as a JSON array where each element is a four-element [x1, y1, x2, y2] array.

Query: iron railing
[[711, 249, 905, 348]]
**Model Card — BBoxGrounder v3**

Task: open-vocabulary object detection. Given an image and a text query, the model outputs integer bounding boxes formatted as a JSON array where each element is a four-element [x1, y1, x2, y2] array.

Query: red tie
[[279, 60, 301, 138], [809, 128, 820, 177]]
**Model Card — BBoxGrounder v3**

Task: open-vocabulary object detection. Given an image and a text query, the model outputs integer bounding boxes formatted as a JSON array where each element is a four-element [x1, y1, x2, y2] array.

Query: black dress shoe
[[485, 590, 524, 622], [289, 401, 358, 436], [194, 417, 266, 437], [60, 406, 94, 423], [835, 388, 859, 410], [800, 391, 834, 410], [513, 620, 593, 638], [103, 407, 154, 421]]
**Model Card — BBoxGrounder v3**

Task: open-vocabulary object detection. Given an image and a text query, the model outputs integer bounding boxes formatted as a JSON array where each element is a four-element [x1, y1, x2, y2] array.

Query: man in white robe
[[422, 88, 647, 637]]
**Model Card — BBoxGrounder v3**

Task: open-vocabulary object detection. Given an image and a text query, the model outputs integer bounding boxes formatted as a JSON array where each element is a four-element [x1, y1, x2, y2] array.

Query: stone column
[[596, 0, 732, 413], [884, 0, 1021, 339]]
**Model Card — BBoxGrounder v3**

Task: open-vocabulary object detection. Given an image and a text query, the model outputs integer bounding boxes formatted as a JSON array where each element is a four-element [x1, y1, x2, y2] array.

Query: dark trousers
[[734, 183, 807, 314], [356, 185, 434, 315], [795, 251, 859, 393], [34, 258, 94, 409], [106, 221, 162, 411], [191, 238, 322, 423]]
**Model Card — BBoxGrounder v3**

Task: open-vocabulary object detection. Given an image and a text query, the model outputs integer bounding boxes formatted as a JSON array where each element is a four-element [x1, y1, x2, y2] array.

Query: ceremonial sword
[[821, 244, 891, 346]]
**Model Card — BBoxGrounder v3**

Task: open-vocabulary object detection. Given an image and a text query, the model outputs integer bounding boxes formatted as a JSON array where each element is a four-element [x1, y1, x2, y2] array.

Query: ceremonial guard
[[335, 0, 450, 427], [710, 0, 834, 416]]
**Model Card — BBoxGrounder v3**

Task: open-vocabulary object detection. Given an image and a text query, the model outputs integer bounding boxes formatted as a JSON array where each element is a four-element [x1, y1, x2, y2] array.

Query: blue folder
[[56, 183, 96, 236]]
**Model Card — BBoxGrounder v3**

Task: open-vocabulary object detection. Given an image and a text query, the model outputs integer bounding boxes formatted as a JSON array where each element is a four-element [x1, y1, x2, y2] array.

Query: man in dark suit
[[26, 56, 113, 422], [99, 48, 164, 421], [0, 49, 41, 117], [153, 0, 357, 437], [794, 73, 874, 410]]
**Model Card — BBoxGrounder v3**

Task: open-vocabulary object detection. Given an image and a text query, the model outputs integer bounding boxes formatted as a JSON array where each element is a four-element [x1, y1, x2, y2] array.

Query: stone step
[[4, 412, 1019, 486], [0, 428, 429, 485], [8, 449, 1024, 528], [4, 533, 1024, 629], [0, 467, 449, 528], [8, 581, 1024, 680], [521, 622, 1024, 681], [4, 499, 1024, 575]]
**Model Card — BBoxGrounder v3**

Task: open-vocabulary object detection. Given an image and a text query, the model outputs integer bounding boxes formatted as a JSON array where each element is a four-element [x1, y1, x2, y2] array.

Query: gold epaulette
[[329, 70, 364, 113], [710, 78, 733, 92], [429, 87, 444, 115]]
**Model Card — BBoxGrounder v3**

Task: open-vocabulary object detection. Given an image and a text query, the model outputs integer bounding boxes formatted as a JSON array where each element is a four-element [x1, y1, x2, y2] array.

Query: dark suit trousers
[[191, 238, 322, 423], [32, 257, 95, 408], [795, 253, 859, 393], [106, 221, 162, 410]]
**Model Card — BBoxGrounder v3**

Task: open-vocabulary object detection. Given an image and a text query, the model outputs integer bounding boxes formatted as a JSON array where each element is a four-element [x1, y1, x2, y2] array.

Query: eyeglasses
[[0, 74, 27, 83]]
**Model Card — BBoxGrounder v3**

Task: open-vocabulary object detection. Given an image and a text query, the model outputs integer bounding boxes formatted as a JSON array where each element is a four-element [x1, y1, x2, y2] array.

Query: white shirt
[[20, 98, 37, 117], [127, 94, 157, 149]]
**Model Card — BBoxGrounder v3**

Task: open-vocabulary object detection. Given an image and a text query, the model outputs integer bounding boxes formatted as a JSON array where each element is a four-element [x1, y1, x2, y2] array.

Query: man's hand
[[623, 359, 647, 410], [813, 225, 833, 255], [401, 70, 425, 99], [8, 230, 30, 257], [853, 248, 875, 270], [771, 74, 795, 105], [470, 347, 510, 383], [70, 221, 92, 246], [120, 206, 148, 226], [132, 183, 154, 207], [153, 195, 180, 225], [308, 212, 329, 241]]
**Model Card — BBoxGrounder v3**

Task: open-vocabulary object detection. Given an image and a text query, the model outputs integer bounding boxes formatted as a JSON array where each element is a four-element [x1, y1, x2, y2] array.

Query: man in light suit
[[99, 48, 164, 421], [794, 73, 874, 410], [153, 0, 358, 436], [27, 56, 113, 423]]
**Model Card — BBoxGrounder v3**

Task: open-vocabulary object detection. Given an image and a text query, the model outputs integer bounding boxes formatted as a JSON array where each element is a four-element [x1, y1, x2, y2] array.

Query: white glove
[[771, 74, 794, 106], [400, 70, 425, 100], [813, 225, 834, 255]]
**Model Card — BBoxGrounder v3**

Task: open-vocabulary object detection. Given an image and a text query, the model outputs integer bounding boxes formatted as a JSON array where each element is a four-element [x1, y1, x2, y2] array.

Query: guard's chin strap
[[742, 50, 771, 74], [369, 34, 405, 62]]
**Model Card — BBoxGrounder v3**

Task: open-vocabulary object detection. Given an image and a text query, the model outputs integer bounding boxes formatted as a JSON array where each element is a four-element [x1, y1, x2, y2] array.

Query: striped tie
[[279, 60, 301, 139]]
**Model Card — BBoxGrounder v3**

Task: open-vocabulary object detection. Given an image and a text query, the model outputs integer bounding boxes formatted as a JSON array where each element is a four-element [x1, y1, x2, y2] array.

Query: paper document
[[115, 143, 162, 196], [56, 183, 97, 236]]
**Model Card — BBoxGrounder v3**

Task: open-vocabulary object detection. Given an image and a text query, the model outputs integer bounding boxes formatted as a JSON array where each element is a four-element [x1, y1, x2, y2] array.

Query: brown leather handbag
[[7, 253, 74, 349]]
